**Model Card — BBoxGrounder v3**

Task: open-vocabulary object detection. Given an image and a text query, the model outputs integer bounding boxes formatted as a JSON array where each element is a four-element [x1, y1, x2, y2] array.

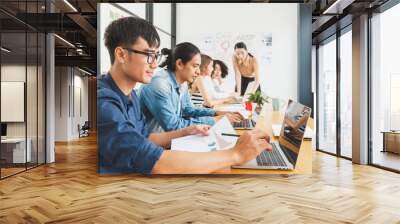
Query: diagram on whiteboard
[[194, 32, 273, 65], [187, 32, 273, 93]]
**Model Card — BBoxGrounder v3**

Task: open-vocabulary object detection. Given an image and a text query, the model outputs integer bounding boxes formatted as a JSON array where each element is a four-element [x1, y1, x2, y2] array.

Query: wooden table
[[381, 131, 400, 154], [214, 103, 314, 174]]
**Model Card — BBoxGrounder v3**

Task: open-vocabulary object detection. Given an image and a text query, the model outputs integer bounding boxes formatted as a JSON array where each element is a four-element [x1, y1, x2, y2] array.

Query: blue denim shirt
[[97, 73, 163, 175], [139, 69, 216, 133]]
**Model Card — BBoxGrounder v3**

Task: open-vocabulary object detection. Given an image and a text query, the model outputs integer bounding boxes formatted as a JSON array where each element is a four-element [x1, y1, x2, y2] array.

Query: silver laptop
[[232, 81, 261, 129], [233, 118, 256, 130], [232, 99, 311, 170]]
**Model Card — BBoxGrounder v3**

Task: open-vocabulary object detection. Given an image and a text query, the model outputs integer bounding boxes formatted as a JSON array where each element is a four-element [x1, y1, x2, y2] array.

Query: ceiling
[[0, 0, 97, 74], [0, 0, 393, 73], [311, 0, 390, 43]]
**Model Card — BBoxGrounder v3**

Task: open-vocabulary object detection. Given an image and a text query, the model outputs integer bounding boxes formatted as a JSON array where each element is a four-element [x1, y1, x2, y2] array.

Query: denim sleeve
[[140, 80, 215, 131], [98, 90, 163, 175], [181, 89, 216, 126]]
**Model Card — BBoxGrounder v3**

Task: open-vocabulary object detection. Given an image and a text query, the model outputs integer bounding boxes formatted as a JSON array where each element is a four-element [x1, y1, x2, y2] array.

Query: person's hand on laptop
[[232, 129, 272, 165], [224, 96, 239, 104], [183, 124, 211, 136], [233, 92, 241, 98], [215, 111, 244, 123]]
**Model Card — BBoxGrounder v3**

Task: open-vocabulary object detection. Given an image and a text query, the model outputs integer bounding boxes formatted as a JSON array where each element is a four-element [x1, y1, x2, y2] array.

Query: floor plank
[[1, 135, 400, 223]]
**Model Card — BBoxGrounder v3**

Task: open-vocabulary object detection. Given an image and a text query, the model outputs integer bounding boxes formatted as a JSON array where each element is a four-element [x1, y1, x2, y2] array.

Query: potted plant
[[247, 90, 270, 114]]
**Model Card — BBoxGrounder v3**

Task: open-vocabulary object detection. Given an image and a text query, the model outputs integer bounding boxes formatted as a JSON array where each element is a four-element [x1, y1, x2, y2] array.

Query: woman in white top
[[192, 54, 236, 108], [211, 59, 229, 93]]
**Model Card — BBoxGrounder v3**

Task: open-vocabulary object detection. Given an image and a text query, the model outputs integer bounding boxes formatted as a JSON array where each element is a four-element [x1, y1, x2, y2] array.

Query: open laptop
[[232, 99, 311, 170], [233, 119, 256, 130], [232, 81, 257, 129], [272, 124, 313, 140]]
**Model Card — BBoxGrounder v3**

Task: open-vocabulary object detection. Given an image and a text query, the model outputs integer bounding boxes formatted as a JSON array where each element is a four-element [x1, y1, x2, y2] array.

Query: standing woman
[[232, 42, 261, 96]]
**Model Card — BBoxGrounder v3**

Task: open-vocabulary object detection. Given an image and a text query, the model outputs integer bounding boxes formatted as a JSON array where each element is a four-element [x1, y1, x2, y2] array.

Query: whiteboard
[[1, 82, 25, 122]]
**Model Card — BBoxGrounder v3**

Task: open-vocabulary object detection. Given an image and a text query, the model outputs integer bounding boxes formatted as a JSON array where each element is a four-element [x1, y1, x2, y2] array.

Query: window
[[339, 28, 352, 158], [370, 2, 400, 171], [0, 0, 46, 179], [317, 36, 337, 155]]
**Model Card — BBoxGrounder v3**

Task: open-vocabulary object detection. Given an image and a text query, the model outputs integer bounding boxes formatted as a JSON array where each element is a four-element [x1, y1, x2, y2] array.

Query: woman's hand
[[216, 111, 244, 123], [184, 125, 211, 136]]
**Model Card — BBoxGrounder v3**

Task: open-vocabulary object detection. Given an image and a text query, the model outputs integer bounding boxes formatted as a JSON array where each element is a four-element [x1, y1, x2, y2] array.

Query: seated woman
[[211, 59, 230, 94], [190, 91, 205, 107], [191, 54, 236, 108], [139, 43, 243, 133]]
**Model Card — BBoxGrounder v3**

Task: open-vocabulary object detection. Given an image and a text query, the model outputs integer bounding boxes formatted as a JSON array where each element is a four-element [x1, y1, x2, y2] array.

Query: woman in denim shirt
[[139, 43, 243, 133]]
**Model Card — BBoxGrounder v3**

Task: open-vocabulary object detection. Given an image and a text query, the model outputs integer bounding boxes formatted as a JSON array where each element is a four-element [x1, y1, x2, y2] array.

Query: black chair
[[78, 121, 90, 138]]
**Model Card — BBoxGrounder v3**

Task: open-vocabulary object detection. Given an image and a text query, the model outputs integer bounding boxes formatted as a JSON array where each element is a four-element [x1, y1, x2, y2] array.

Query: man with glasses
[[122, 47, 163, 65], [98, 16, 272, 174]]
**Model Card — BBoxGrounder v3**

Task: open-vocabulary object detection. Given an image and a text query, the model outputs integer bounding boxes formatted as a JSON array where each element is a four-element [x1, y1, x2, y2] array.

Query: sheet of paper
[[171, 116, 238, 152], [210, 116, 238, 150], [171, 135, 217, 152]]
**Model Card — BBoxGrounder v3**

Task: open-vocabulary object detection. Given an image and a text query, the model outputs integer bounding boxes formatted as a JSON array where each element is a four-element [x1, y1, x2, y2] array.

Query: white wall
[[1, 65, 26, 139], [154, 4, 171, 32], [154, 3, 172, 50], [54, 67, 89, 141], [54, 67, 69, 141], [72, 74, 89, 138], [1, 65, 40, 137], [1, 64, 46, 163], [116, 3, 146, 18], [176, 3, 299, 101]]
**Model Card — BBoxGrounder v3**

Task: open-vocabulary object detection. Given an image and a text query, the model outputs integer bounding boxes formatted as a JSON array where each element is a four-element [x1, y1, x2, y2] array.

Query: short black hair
[[213, 60, 228, 78], [104, 16, 160, 64]]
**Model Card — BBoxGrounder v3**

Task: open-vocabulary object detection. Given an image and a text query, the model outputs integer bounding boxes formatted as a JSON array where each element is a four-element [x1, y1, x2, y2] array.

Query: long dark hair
[[159, 42, 201, 71], [234, 42, 253, 57]]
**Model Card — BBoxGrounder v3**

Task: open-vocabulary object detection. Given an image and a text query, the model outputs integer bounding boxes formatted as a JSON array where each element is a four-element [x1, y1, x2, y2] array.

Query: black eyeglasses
[[123, 47, 163, 64]]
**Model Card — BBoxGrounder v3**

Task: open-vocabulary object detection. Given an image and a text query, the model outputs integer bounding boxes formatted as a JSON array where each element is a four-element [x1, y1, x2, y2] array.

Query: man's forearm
[[149, 129, 188, 148], [152, 149, 237, 174]]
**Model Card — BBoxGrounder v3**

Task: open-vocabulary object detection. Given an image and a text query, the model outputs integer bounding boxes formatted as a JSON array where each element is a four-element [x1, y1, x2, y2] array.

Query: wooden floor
[[373, 151, 400, 171], [1, 135, 400, 223], [1, 167, 26, 178]]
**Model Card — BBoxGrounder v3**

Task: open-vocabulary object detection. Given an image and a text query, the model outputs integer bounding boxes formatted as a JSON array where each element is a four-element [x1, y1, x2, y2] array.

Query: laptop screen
[[278, 100, 311, 166]]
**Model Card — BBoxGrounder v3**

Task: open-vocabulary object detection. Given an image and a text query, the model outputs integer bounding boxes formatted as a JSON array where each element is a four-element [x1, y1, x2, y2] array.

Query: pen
[[221, 133, 241, 137]]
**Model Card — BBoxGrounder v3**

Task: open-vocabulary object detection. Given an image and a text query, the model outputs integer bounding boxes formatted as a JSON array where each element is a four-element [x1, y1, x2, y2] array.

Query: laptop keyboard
[[256, 143, 287, 167], [233, 119, 255, 129]]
